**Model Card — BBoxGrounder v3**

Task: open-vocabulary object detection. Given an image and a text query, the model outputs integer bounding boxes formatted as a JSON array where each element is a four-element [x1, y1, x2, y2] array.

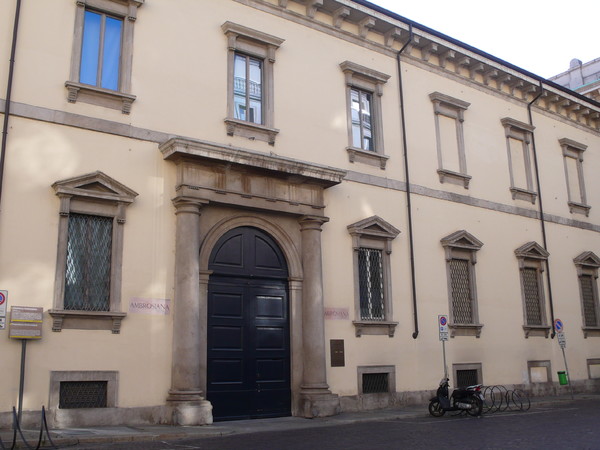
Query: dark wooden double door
[[207, 227, 291, 421]]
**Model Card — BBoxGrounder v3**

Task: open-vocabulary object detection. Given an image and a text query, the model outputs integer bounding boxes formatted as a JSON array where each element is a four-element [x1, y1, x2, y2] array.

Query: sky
[[367, 0, 599, 79]]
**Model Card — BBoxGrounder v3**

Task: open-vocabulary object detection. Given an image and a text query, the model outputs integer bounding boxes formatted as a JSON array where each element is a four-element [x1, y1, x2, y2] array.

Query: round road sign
[[554, 319, 564, 332], [0, 292, 5, 305], [440, 316, 447, 326]]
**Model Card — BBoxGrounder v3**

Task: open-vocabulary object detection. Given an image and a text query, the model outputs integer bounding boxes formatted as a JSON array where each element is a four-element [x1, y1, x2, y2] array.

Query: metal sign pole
[[561, 346, 574, 400], [442, 340, 448, 379], [17, 339, 27, 424]]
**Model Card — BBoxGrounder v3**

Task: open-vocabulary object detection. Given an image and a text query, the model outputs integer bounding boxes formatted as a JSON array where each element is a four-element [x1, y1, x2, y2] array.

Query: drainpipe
[[0, 0, 22, 211], [528, 81, 556, 338], [396, 25, 419, 339]]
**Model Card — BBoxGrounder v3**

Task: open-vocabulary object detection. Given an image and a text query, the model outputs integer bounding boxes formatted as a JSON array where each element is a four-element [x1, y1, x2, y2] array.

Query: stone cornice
[[159, 137, 346, 187], [236, 0, 600, 132]]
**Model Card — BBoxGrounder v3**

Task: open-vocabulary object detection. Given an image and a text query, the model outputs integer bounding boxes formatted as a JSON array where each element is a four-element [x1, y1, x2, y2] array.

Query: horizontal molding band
[[1, 98, 598, 233]]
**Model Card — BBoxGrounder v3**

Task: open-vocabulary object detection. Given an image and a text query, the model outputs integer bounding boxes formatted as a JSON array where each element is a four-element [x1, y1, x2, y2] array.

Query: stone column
[[298, 215, 340, 418], [167, 196, 212, 425]]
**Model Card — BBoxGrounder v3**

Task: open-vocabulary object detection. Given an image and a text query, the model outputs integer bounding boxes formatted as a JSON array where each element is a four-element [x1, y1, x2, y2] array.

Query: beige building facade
[[1, 0, 599, 427]]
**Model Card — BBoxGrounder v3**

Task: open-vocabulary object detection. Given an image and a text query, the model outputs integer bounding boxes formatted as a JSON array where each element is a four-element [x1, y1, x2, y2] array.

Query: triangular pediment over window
[[574, 251, 600, 268], [440, 230, 483, 251], [514, 241, 549, 260], [52, 171, 138, 204], [347, 215, 400, 240]]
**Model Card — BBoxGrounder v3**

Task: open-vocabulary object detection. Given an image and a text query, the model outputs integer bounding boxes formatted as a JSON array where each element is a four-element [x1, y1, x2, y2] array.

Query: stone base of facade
[[170, 401, 213, 426], [299, 392, 341, 418]]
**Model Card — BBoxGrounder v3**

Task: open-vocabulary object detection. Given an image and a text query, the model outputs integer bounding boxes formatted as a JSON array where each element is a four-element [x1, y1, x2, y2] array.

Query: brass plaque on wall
[[330, 339, 345, 367]]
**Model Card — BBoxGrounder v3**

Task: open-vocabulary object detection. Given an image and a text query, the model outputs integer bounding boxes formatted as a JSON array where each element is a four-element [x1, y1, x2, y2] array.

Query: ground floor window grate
[[59, 381, 108, 409], [456, 369, 478, 388], [362, 373, 389, 394]]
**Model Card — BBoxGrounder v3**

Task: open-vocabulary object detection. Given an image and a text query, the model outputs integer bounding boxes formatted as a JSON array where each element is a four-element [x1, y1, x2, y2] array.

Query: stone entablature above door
[[160, 137, 346, 216]]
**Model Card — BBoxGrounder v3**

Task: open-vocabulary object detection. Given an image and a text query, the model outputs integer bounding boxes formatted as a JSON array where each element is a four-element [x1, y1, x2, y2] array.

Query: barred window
[[515, 242, 550, 337], [522, 267, 543, 326], [358, 248, 384, 321], [59, 381, 108, 409], [574, 250, 600, 336], [51, 172, 137, 333], [449, 258, 473, 324], [580, 275, 598, 327], [441, 231, 483, 337], [348, 216, 400, 337], [65, 214, 113, 311]]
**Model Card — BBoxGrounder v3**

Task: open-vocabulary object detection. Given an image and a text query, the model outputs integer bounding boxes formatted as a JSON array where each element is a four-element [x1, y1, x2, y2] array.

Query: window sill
[[568, 201, 591, 217], [510, 187, 537, 204], [582, 327, 600, 338], [346, 147, 389, 169], [224, 118, 279, 145], [523, 325, 550, 338], [449, 323, 483, 337], [437, 169, 471, 188], [65, 81, 136, 114], [49, 310, 126, 334], [353, 321, 398, 337]]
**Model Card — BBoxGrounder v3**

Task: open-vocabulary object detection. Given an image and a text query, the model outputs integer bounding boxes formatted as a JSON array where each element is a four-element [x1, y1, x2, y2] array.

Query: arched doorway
[[206, 226, 291, 420]]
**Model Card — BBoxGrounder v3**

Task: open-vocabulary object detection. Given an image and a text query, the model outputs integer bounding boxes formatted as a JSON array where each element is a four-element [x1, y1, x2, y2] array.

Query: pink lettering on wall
[[129, 298, 171, 315], [324, 307, 349, 320]]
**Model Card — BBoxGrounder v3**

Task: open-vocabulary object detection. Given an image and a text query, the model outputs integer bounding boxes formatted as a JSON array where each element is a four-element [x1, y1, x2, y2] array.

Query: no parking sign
[[0, 290, 6, 330]]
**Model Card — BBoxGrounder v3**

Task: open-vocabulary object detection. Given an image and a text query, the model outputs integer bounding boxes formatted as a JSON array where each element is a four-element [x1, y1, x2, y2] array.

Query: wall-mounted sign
[[9, 306, 43, 339], [129, 298, 171, 315], [0, 290, 6, 330]]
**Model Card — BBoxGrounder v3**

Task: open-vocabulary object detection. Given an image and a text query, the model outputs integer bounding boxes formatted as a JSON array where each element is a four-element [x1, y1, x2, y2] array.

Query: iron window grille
[[523, 268, 543, 326], [449, 258, 473, 324], [59, 381, 108, 409], [64, 213, 113, 312], [362, 373, 389, 394], [358, 247, 385, 321], [580, 275, 598, 327], [456, 369, 478, 388]]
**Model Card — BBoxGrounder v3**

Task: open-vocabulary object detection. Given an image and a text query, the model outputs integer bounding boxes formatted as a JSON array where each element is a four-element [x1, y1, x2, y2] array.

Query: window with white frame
[[560, 138, 590, 216], [441, 230, 483, 337], [430, 92, 471, 188], [348, 216, 400, 337], [222, 22, 284, 145], [515, 242, 550, 338], [65, 0, 142, 114], [340, 61, 390, 169], [501, 118, 537, 203], [574, 251, 600, 337], [49, 172, 137, 333]]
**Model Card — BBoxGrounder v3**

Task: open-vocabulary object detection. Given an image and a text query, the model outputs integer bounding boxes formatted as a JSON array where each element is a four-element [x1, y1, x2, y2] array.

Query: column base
[[169, 400, 213, 425], [167, 390, 213, 425], [299, 391, 340, 418]]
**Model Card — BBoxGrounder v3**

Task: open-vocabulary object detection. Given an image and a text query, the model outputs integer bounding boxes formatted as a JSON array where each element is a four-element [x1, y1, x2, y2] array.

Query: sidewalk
[[1, 393, 597, 448]]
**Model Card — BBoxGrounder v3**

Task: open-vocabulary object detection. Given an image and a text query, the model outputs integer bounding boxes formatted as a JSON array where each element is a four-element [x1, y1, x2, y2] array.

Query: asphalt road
[[75, 399, 599, 450]]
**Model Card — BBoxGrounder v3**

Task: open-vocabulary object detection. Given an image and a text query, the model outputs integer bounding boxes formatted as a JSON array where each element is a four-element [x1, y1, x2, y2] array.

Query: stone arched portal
[[159, 137, 345, 425]]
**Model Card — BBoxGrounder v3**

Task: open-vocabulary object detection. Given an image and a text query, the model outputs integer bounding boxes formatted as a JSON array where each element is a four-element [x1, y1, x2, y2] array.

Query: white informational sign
[[9, 306, 43, 339], [438, 315, 449, 341], [557, 331, 566, 349]]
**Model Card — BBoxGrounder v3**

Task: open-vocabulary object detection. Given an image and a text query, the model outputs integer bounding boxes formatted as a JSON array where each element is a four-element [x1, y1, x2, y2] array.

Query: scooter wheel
[[465, 396, 483, 417], [428, 399, 445, 417]]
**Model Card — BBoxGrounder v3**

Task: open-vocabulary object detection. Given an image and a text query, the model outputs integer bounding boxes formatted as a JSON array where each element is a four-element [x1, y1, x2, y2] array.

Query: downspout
[[396, 25, 419, 338], [0, 0, 22, 211], [528, 82, 556, 338]]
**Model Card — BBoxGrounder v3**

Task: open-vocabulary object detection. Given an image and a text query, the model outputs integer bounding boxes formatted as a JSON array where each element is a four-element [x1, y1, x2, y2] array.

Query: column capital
[[299, 215, 329, 231], [172, 196, 208, 215]]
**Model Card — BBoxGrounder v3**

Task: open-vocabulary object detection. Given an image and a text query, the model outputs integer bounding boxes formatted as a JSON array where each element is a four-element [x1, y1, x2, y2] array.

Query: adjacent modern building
[[550, 58, 600, 102], [1, 0, 599, 428]]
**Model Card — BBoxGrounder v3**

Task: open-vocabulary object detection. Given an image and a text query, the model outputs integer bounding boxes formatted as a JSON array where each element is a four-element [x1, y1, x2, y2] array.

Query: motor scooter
[[428, 378, 483, 417]]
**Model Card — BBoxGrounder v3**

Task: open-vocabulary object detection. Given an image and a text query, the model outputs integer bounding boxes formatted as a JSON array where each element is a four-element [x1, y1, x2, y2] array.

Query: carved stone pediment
[[515, 242, 550, 260], [52, 171, 138, 204], [574, 251, 600, 269], [440, 230, 483, 251]]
